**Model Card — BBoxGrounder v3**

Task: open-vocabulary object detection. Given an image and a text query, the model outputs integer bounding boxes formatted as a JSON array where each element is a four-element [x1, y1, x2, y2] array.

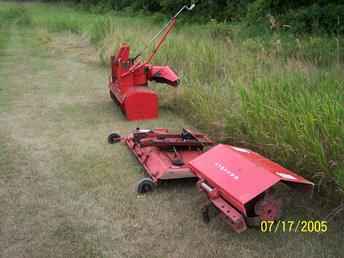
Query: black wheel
[[201, 205, 210, 224], [109, 91, 116, 102], [108, 132, 121, 144], [201, 203, 219, 224], [136, 177, 155, 194]]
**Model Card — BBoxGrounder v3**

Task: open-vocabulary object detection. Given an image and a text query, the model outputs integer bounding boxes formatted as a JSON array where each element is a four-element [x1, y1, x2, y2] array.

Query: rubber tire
[[201, 203, 219, 224], [108, 132, 121, 144], [136, 177, 155, 194], [109, 90, 116, 103], [201, 205, 210, 224]]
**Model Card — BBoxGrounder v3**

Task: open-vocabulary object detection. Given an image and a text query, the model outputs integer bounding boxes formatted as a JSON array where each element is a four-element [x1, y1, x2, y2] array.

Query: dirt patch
[[37, 29, 100, 65]]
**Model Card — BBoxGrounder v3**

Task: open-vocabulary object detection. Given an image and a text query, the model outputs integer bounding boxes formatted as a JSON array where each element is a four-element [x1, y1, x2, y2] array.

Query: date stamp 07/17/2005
[[260, 220, 328, 233]]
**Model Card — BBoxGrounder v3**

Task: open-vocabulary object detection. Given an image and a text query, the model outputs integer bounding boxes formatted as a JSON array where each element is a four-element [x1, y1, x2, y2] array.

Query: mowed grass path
[[0, 26, 342, 257]]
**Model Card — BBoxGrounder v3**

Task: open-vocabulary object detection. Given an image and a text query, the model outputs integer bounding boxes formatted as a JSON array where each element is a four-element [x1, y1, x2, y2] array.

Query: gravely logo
[[214, 162, 239, 180]]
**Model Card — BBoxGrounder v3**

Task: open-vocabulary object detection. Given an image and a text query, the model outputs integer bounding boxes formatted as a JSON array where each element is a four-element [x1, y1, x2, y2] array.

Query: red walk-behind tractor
[[108, 129, 314, 233], [108, 4, 195, 121]]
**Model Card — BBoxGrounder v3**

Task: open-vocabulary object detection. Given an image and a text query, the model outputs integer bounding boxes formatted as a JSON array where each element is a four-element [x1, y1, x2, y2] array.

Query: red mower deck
[[108, 128, 213, 193], [188, 144, 314, 233]]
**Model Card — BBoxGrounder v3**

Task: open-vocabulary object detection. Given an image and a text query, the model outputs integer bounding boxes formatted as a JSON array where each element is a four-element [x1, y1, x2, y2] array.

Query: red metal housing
[[108, 44, 179, 121], [188, 144, 314, 233], [108, 4, 197, 120], [124, 128, 213, 192]]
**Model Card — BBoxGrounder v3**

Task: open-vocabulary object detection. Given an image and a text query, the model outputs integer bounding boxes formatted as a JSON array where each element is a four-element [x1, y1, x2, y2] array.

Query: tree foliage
[[50, 0, 344, 34]]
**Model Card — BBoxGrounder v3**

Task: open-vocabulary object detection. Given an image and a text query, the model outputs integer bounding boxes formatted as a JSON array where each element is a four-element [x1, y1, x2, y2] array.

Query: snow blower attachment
[[108, 4, 195, 120], [188, 144, 314, 233]]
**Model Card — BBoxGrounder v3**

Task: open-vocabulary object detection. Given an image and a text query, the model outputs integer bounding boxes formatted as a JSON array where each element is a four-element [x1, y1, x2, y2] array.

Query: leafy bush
[[40, 0, 344, 35], [0, 6, 31, 25], [284, 4, 344, 34]]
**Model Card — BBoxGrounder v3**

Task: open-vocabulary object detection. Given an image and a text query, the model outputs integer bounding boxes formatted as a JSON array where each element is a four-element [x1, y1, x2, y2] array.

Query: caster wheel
[[136, 177, 155, 194], [108, 132, 121, 144]]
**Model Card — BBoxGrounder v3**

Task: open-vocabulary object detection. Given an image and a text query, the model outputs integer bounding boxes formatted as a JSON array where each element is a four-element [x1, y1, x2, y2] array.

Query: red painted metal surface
[[108, 5, 196, 120], [188, 144, 314, 232], [212, 197, 248, 233], [108, 14, 179, 121], [122, 87, 158, 121], [125, 128, 213, 183]]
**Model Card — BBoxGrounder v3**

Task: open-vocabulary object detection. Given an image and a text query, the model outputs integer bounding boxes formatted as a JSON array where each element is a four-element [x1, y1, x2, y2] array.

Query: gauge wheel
[[136, 177, 155, 194], [108, 132, 121, 144]]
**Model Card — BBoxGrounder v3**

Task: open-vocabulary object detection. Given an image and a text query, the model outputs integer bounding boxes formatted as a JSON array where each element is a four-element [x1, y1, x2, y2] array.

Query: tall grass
[[239, 73, 344, 181], [1, 2, 343, 194]]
